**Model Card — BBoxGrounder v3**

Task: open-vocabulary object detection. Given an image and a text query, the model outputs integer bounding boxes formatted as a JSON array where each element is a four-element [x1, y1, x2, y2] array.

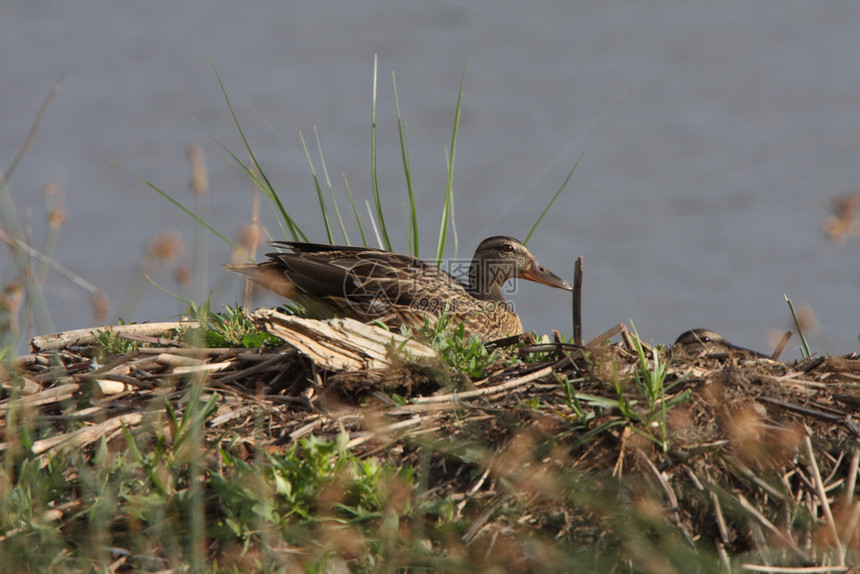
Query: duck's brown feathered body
[[227, 236, 572, 340]]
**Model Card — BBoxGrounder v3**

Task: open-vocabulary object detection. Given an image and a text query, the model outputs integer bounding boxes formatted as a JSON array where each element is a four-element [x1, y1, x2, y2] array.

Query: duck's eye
[[502, 244, 514, 253], [701, 336, 711, 342]]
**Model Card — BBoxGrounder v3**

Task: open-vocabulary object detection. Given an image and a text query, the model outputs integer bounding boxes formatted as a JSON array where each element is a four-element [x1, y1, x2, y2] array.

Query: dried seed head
[[173, 265, 192, 288], [147, 232, 184, 262], [186, 145, 208, 195]]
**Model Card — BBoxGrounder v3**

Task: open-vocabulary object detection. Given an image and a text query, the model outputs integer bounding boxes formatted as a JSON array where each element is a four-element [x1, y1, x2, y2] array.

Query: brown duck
[[226, 236, 572, 340], [673, 329, 768, 358]]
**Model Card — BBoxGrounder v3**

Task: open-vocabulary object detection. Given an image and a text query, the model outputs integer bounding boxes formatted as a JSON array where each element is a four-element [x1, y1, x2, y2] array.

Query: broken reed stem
[[771, 330, 792, 361], [585, 323, 624, 349], [573, 255, 583, 346]]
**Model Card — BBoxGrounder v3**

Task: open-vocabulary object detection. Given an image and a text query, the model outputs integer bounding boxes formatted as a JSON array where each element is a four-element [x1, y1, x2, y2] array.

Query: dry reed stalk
[[572, 255, 583, 346], [410, 366, 553, 404], [736, 494, 810, 562], [804, 435, 845, 565]]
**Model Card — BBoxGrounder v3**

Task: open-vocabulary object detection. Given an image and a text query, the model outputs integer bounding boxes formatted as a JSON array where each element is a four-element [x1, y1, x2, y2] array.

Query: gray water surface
[[2, 2, 858, 357]]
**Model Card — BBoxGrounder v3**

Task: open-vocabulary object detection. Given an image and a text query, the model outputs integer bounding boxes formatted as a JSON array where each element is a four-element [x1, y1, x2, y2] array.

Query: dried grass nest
[[3, 308, 860, 568]]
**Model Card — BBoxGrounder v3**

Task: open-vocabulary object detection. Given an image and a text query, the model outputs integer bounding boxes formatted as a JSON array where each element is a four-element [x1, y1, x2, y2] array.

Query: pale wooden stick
[[30, 321, 198, 352], [0, 383, 79, 418], [30, 413, 144, 454], [410, 366, 553, 404], [710, 491, 730, 546], [345, 416, 425, 449], [741, 565, 849, 573], [844, 447, 859, 508], [173, 361, 234, 375]]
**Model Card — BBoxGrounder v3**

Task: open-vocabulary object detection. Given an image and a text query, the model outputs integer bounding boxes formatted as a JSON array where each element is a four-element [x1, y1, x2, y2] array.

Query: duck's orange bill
[[520, 264, 573, 291]]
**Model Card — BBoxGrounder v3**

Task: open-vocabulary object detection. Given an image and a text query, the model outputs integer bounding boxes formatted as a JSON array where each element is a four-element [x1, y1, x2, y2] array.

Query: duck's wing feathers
[[273, 241, 381, 255], [269, 254, 353, 298], [266, 243, 471, 322]]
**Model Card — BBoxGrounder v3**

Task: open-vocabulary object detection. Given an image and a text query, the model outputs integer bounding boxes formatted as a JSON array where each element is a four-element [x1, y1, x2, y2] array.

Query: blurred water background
[[1, 1, 859, 358]]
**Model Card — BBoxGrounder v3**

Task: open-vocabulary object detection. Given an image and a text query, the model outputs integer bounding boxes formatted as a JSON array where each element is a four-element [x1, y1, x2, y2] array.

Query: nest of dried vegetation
[[3, 310, 860, 571]]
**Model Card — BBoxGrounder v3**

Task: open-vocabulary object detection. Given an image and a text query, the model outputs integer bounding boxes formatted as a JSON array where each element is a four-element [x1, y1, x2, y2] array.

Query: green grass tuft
[[184, 302, 280, 349]]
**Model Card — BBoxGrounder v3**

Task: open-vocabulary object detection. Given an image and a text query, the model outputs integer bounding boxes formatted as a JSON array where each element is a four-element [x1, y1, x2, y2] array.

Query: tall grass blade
[[188, 146, 210, 303], [299, 130, 334, 244], [444, 149, 459, 260], [630, 321, 670, 452], [3, 72, 62, 185], [370, 55, 392, 251], [402, 202, 410, 250], [0, 195, 52, 337], [392, 71, 419, 257], [210, 61, 305, 241], [344, 174, 367, 247], [476, 81, 636, 240], [143, 271, 193, 308], [0, 229, 102, 299], [197, 123, 306, 243], [115, 163, 236, 250], [33, 189, 61, 288], [193, 191, 209, 301], [0, 78, 63, 339], [524, 152, 583, 245], [785, 294, 812, 358], [0, 189, 54, 335], [365, 199, 384, 249], [315, 127, 350, 244], [435, 46, 469, 265]]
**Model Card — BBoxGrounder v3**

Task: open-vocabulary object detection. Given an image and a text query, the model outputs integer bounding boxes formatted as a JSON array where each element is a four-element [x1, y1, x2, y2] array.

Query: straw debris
[[2, 315, 859, 570]]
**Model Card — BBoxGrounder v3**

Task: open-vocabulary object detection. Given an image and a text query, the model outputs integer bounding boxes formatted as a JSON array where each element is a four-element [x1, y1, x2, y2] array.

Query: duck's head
[[468, 236, 573, 301], [673, 329, 731, 355], [673, 328, 768, 358]]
